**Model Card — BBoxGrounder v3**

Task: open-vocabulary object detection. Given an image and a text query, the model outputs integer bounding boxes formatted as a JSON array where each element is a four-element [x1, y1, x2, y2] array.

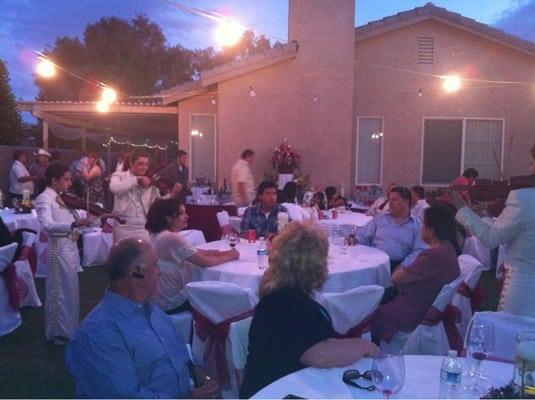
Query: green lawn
[[0, 266, 500, 398]]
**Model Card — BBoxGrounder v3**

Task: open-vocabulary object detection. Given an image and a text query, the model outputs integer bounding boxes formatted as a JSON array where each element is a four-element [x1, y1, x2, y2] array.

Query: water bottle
[[257, 237, 268, 270], [440, 350, 462, 387]]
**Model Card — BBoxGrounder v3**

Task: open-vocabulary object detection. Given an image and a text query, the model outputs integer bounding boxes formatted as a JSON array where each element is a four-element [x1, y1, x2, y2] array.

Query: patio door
[[190, 114, 216, 184]]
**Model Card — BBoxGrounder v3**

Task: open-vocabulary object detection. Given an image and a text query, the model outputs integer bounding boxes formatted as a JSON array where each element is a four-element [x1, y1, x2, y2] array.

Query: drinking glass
[[371, 351, 405, 399], [227, 232, 238, 249], [464, 319, 495, 393], [514, 330, 535, 397]]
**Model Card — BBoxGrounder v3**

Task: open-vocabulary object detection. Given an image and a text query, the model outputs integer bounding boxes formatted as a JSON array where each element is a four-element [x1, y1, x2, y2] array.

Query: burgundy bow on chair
[[1, 263, 28, 311], [421, 304, 463, 353], [191, 307, 255, 389], [101, 221, 114, 234], [19, 245, 37, 276]]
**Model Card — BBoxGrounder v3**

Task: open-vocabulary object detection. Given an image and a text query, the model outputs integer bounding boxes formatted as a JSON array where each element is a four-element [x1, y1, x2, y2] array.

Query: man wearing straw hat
[[30, 148, 51, 196]]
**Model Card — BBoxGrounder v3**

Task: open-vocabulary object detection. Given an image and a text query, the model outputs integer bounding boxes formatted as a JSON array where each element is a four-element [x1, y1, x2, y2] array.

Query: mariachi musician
[[452, 144, 535, 318], [35, 163, 91, 346], [109, 150, 182, 242]]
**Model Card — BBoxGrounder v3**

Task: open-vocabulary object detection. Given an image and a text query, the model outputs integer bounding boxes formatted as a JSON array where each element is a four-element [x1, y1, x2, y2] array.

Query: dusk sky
[[1, 0, 535, 101]]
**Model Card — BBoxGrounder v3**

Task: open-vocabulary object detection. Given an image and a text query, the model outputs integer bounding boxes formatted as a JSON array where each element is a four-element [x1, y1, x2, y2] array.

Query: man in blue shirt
[[357, 186, 427, 271], [65, 239, 192, 398], [240, 180, 289, 237]]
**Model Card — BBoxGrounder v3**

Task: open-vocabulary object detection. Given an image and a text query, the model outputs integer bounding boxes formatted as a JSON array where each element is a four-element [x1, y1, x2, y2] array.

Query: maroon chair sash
[[333, 312, 375, 339], [19, 245, 37, 276], [421, 304, 463, 353], [191, 307, 255, 389], [1, 263, 28, 311]]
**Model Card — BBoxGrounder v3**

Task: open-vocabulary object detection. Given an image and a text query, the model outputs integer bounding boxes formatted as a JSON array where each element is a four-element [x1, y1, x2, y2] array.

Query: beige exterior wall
[[354, 19, 535, 188]]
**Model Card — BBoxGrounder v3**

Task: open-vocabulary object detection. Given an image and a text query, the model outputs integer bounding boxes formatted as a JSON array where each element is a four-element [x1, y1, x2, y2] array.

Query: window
[[356, 117, 383, 184], [190, 114, 216, 183], [418, 37, 434, 65], [422, 118, 503, 184]]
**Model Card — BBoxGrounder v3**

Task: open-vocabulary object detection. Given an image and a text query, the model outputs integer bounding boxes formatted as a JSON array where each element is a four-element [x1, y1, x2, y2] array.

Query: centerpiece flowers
[[271, 140, 300, 174]]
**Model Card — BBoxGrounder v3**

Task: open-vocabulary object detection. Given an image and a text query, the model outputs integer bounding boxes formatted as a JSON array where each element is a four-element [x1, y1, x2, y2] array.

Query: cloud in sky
[[493, 0, 535, 41]]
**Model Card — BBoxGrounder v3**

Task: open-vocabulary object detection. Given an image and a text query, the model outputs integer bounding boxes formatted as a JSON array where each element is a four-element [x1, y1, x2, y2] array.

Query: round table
[[252, 355, 514, 399], [0, 208, 41, 233], [185, 240, 391, 295], [315, 210, 372, 236]]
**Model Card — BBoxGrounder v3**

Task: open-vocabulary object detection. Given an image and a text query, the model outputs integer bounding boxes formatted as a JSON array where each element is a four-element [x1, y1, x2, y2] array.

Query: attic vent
[[418, 37, 435, 65]]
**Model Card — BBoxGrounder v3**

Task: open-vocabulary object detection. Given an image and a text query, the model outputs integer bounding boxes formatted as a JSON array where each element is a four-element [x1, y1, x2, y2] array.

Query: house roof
[[157, 41, 299, 105], [354, 2, 535, 58]]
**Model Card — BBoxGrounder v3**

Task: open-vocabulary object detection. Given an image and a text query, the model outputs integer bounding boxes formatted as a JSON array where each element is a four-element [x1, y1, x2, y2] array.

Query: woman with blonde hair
[[240, 222, 377, 398]]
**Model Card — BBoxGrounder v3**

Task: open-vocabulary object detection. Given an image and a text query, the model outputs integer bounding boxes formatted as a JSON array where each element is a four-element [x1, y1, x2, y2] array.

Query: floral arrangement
[[271, 140, 300, 173], [481, 381, 521, 399]]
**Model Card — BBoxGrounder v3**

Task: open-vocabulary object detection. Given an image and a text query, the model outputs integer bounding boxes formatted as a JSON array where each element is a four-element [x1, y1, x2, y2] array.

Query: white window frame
[[355, 116, 384, 185], [420, 116, 505, 186], [189, 113, 218, 182]]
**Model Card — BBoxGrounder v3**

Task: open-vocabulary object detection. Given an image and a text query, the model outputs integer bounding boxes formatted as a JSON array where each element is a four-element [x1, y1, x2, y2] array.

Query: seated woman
[[145, 198, 239, 314], [325, 186, 347, 209], [282, 181, 298, 204], [240, 222, 378, 398], [310, 191, 326, 210], [370, 205, 461, 345]]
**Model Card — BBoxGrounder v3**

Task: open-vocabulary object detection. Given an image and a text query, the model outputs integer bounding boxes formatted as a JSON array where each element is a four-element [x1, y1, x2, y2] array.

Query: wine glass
[[371, 351, 405, 399], [464, 319, 495, 393], [227, 232, 238, 249]]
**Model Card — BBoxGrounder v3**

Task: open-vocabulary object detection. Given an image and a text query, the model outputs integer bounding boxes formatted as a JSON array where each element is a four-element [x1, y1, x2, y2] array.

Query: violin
[[449, 174, 535, 216], [136, 173, 176, 196], [60, 192, 126, 225]]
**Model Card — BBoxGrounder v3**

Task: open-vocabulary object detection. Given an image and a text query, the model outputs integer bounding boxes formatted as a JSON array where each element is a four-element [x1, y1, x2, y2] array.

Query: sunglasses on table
[[342, 369, 375, 391]]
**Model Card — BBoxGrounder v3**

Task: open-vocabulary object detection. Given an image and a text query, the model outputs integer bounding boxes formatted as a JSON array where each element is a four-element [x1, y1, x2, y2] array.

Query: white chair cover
[[281, 203, 311, 222], [399, 275, 463, 356], [0, 243, 21, 337], [216, 211, 234, 237], [168, 310, 193, 345], [462, 236, 493, 271], [81, 227, 106, 267], [180, 229, 206, 246], [470, 311, 535, 362], [15, 231, 41, 307], [317, 285, 384, 335], [227, 316, 253, 398], [454, 255, 483, 340]]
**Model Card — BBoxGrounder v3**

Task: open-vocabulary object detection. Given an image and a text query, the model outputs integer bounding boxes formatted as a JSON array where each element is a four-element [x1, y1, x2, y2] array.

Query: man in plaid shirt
[[240, 181, 289, 237]]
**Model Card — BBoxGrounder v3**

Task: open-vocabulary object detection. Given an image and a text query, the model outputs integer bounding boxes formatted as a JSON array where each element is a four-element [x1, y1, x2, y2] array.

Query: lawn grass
[[0, 266, 500, 398]]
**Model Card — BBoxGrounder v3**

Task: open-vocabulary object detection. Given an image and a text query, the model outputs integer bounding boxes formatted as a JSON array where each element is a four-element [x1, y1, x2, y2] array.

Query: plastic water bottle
[[257, 237, 268, 270], [440, 350, 462, 387]]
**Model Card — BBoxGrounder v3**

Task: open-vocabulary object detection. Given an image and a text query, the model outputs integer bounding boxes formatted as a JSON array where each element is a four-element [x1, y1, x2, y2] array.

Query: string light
[[102, 136, 170, 150], [371, 132, 384, 140]]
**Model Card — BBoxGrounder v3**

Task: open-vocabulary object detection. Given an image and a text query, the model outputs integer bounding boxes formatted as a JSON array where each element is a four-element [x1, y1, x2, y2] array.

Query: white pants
[[500, 265, 535, 318]]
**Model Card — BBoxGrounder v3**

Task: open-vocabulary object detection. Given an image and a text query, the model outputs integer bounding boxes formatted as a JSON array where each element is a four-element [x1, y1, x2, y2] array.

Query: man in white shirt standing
[[9, 149, 35, 202], [410, 185, 430, 224], [231, 149, 255, 207]]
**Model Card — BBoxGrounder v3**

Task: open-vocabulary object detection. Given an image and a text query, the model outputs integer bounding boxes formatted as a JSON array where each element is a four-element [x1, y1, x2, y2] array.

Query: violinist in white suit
[[109, 151, 181, 242], [35, 163, 90, 345], [453, 145, 535, 318]]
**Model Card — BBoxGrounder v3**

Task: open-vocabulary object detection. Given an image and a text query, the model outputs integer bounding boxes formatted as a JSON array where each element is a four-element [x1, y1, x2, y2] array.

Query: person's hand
[[73, 218, 91, 228], [229, 248, 239, 259], [137, 175, 151, 188], [450, 190, 468, 210], [363, 341, 379, 357], [171, 182, 183, 195]]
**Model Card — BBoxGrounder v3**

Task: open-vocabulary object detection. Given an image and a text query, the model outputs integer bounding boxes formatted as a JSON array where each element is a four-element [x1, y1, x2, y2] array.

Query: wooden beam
[[20, 102, 177, 115], [42, 120, 49, 148]]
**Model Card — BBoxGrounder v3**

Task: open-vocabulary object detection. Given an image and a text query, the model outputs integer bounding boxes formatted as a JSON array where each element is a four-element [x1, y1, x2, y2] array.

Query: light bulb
[[249, 86, 256, 97], [37, 59, 56, 78], [211, 96, 216, 105], [442, 75, 461, 93], [215, 19, 245, 47], [101, 87, 117, 103], [96, 101, 110, 113]]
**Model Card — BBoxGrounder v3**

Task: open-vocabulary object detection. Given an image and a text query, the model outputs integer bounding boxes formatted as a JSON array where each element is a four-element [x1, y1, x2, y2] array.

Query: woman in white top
[[35, 163, 90, 345], [145, 198, 240, 313]]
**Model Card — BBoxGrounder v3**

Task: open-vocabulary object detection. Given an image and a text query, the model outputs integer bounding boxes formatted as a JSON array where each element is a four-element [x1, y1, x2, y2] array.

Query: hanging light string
[[102, 136, 172, 150]]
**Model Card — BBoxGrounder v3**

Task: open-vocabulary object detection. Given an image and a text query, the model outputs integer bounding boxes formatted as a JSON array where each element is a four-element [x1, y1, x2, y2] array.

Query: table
[[252, 355, 514, 399], [185, 240, 391, 295], [185, 204, 237, 242], [0, 209, 41, 233], [315, 210, 372, 235]]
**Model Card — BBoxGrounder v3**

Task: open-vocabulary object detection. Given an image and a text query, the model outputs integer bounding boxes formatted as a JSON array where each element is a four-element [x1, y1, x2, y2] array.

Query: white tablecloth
[[0, 209, 41, 233], [185, 240, 391, 295], [315, 211, 372, 235], [252, 355, 514, 399]]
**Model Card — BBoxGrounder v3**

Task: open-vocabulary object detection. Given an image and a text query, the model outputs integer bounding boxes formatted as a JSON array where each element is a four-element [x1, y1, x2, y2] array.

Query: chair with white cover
[[317, 285, 384, 339], [216, 211, 234, 238], [401, 275, 464, 356], [462, 235, 493, 271], [453, 255, 483, 340], [0, 243, 21, 337], [227, 316, 253, 398], [469, 311, 535, 363], [186, 281, 257, 394], [281, 203, 311, 222], [15, 231, 41, 307]]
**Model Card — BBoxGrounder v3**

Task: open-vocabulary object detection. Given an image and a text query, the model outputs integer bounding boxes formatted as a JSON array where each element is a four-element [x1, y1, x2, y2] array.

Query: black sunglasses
[[342, 369, 375, 391]]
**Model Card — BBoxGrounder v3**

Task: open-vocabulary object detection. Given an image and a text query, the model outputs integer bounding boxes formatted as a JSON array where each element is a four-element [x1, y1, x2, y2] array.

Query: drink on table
[[514, 330, 535, 398]]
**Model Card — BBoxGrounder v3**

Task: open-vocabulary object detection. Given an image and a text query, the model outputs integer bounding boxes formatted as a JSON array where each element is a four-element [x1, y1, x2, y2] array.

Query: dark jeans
[[390, 259, 403, 273]]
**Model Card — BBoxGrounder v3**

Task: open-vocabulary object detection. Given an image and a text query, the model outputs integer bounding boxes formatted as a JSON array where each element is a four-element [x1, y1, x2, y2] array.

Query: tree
[[0, 59, 22, 145]]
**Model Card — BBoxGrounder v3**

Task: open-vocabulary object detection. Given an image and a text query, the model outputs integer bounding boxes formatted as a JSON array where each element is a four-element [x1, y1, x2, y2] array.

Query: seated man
[[410, 185, 430, 223], [240, 180, 289, 237], [357, 186, 427, 271], [65, 239, 193, 398]]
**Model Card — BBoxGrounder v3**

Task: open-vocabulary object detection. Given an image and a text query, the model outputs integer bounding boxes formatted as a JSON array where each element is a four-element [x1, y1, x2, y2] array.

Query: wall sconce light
[[249, 85, 256, 97]]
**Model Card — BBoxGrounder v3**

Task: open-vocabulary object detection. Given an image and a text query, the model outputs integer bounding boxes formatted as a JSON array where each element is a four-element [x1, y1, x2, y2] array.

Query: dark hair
[[130, 151, 150, 164], [423, 205, 461, 255], [107, 239, 147, 282], [390, 186, 412, 205], [282, 181, 297, 203], [411, 186, 425, 200], [177, 149, 188, 158], [257, 180, 277, 196], [313, 192, 326, 210], [463, 168, 479, 179], [45, 163, 70, 186], [325, 186, 336, 201], [13, 150, 24, 160], [145, 197, 184, 234], [241, 149, 255, 159]]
